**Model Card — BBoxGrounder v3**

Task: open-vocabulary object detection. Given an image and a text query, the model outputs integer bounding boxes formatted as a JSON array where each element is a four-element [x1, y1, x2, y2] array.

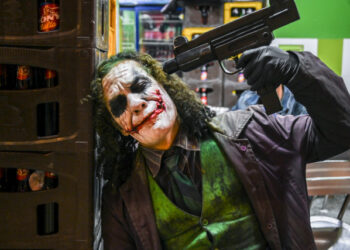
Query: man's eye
[[130, 80, 149, 93]]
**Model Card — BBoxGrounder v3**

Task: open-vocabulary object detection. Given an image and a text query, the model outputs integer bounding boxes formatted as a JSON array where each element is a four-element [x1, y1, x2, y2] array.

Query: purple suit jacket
[[101, 52, 350, 249]]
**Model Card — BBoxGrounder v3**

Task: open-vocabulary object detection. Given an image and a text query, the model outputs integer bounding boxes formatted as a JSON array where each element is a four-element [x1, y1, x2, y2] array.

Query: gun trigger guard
[[219, 59, 240, 75]]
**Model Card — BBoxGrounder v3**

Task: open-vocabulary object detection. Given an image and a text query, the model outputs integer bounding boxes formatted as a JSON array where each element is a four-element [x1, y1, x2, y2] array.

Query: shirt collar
[[141, 127, 200, 177]]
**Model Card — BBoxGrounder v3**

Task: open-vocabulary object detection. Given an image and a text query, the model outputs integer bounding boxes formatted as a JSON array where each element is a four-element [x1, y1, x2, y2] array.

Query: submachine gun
[[163, 0, 300, 114]]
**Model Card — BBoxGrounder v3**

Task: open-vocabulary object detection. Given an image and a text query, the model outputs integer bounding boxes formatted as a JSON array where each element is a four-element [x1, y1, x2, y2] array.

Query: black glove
[[236, 46, 300, 91]]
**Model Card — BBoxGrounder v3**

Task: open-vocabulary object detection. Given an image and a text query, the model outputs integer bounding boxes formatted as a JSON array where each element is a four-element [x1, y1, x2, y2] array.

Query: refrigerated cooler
[[119, 0, 183, 62]]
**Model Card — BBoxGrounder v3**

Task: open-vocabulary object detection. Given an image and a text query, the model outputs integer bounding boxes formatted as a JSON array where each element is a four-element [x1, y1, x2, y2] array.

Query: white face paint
[[102, 60, 179, 150]]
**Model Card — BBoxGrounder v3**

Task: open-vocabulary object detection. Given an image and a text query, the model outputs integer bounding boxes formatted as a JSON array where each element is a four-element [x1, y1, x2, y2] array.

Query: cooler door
[[137, 6, 182, 62], [120, 8, 137, 51]]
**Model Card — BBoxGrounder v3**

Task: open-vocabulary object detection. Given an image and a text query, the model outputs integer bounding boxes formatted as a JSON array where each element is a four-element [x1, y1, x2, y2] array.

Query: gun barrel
[[164, 43, 216, 74], [163, 59, 179, 74]]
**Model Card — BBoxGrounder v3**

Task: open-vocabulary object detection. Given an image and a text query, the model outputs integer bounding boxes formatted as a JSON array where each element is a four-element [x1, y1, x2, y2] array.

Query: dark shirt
[[141, 128, 203, 213]]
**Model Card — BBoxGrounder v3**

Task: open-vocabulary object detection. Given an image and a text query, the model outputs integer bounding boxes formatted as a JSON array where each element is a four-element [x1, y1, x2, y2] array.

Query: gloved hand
[[236, 46, 300, 91]]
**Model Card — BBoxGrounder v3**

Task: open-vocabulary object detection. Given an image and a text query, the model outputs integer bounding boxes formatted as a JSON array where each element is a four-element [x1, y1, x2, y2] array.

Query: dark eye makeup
[[109, 95, 127, 118], [130, 76, 150, 93], [108, 75, 151, 118]]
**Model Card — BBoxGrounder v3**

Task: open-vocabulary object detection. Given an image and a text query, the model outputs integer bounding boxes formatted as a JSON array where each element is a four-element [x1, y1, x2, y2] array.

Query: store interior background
[[0, 0, 349, 249], [116, 0, 350, 219], [114, 0, 350, 247], [117, 0, 350, 106]]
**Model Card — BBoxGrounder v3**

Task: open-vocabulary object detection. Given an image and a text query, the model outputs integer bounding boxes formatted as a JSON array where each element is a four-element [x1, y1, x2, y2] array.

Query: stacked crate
[[0, 0, 108, 249]]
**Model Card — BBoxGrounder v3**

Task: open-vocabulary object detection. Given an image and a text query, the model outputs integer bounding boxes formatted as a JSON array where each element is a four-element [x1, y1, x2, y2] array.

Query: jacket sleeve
[[286, 51, 350, 161], [101, 186, 137, 250], [244, 52, 350, 163]]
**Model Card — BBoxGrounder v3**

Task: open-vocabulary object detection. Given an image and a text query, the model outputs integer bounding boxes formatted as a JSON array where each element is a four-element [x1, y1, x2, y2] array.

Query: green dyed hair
[[91, 50, 215, 188]]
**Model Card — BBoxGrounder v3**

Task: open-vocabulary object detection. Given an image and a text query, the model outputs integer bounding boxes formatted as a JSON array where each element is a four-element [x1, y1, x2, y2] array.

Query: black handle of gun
[[257, 85, 282, 114]]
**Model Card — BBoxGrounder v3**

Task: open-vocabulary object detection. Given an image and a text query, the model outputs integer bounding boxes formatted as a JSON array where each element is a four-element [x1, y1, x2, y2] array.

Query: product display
[[0, 65, 59, 90], [16, 65, 32, 90], [119, 4, 183, 62], [0, 168, 58, 193], [44, 171, 58, 190], [28, 170, 45, 191], [195, 87, 213, 105], [37, 69, 59, 137], [43, 69, 58, 88], [38, 0, 60, 32], [0, 64, 59, 137], [16, 168, 30, 192]]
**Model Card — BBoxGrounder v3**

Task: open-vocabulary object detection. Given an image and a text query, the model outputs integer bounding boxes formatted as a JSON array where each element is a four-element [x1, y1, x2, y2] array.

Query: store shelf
[[140, 40, 174, 45], [139, 18, 182, 24]]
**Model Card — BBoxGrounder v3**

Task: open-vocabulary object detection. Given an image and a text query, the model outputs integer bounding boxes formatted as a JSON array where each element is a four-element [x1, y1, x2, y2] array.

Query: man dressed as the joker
[[91, 46, 350, 250]]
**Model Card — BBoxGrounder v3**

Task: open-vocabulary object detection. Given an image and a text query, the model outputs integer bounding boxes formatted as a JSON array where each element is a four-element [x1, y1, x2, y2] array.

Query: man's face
[[102, 60, 179, 150]]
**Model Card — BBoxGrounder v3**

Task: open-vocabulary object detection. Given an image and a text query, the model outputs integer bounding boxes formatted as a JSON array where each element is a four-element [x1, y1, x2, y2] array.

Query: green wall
[[274, 0, 350, 38], [273, 0, 350, 75], [318, 39, 343, 75]]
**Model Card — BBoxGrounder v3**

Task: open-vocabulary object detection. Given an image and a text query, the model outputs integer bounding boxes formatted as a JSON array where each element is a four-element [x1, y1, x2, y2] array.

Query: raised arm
[[238, 46, 350, 161]]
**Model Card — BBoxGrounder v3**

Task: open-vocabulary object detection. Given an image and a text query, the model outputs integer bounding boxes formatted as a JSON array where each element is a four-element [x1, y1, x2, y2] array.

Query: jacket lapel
[[211, 109, 282, 249], [119, 108, 281, 249], [120, 152, 162, 250]]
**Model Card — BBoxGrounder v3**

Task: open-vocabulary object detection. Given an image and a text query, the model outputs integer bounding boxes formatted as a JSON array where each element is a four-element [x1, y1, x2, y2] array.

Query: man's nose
[[128, 95, 148, 115]]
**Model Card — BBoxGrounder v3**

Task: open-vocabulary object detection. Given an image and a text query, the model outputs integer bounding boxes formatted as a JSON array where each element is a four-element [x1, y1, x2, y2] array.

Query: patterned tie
[[162, 147, 202, 216]]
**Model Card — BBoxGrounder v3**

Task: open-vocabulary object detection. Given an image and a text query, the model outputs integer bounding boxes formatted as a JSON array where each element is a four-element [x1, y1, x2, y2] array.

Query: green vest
[[148, 139, 267, 250]]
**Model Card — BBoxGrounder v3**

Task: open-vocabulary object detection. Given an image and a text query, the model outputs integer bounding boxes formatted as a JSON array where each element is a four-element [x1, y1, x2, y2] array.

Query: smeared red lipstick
[[126, 89, 165, 134], [155, 89, 166, 111]]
